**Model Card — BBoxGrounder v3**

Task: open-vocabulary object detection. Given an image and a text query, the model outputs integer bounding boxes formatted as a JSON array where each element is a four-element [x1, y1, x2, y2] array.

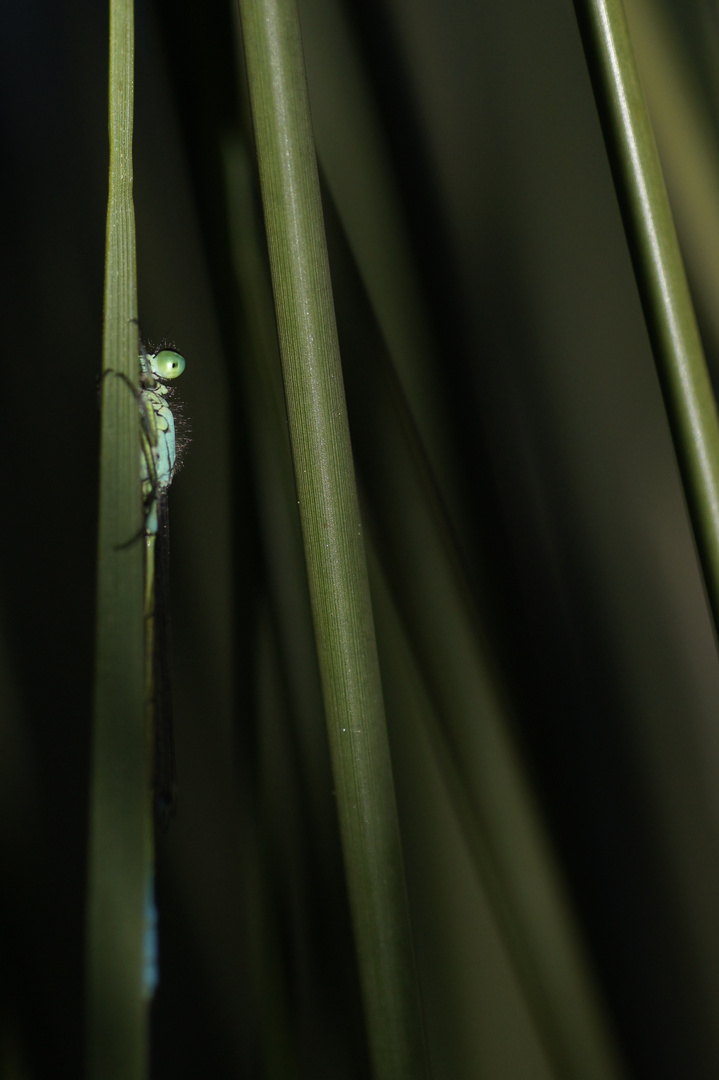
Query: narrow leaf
[[236, 1, 430, 1075]]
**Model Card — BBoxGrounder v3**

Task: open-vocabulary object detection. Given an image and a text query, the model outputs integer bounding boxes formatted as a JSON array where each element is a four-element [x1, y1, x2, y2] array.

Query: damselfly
[[139, 342, 186, 819], [138, 340, 187, 996]]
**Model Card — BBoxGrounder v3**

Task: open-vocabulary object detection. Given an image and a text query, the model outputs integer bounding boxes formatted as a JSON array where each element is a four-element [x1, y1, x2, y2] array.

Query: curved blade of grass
[[623, 0, 719, 361], [87, 0, 149, 1076], [236, 2, 430, 1076], [572, 0, 719, 641]]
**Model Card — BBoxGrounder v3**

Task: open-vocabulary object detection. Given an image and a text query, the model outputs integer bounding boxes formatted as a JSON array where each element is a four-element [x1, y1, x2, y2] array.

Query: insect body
[[137, 342, 186, 998], [138, 343, 186, 827], [139, 345, 186, 536]]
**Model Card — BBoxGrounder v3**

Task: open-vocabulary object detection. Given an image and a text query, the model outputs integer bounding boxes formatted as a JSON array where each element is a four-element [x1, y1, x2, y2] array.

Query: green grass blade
[[87, 0, 148, 1076], [572, 0, 719, 639], [236, 1, 430, 1075], [623, 0, 719, 360]]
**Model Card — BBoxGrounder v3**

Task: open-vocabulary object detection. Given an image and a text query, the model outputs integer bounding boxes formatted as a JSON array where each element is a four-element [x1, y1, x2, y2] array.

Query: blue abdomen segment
[[143, 876, 159, 999]]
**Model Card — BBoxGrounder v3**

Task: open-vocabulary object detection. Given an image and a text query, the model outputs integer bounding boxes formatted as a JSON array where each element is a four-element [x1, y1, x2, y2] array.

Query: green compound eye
[[152, 349, 186, 380]]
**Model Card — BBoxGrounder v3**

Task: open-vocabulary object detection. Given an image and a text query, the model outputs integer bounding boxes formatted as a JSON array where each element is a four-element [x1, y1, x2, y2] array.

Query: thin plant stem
[[87, 0, 150, 1075], [573, 0, 719, 641], [236, 1, 430, 1075]]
